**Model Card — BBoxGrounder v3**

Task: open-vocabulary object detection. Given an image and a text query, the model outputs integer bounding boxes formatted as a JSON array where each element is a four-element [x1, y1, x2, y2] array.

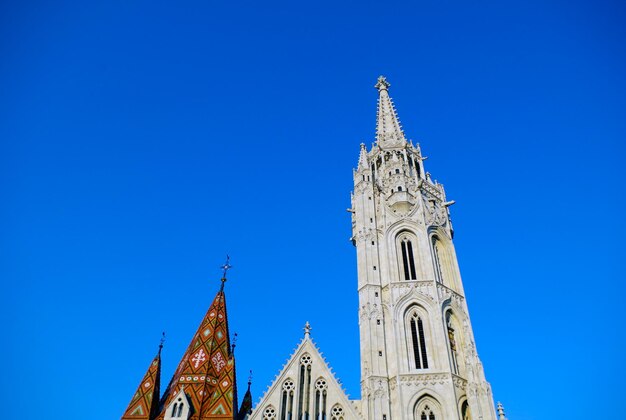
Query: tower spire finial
[[219, 255, 232, 291], [158, 331, 165, 355], [497, 402, 506, 420], [375, 75, 390, 91], [374, 76, 406, 147], [303, 321, 311, 338]]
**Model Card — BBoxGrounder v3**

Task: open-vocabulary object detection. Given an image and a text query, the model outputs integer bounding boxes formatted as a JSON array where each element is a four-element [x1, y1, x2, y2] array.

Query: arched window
[[298, 354, 312, 420], [330, 405, 344, 420], [406, 308, 429, 370], [172, 403, 178, 417], [420, 405, 435, 420], [177, 402, 184, 418], [264, 406, 277, 420], [414, 397, 441, 420], [398, 233, 418, 280], [281, 380, 295, 420], [314, 378, 327, 420], [461, 400, 471, 420]]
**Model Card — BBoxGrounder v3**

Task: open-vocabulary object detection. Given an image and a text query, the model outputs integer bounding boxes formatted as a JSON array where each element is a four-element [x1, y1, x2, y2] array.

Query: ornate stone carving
[[390, 281, 436, 303], [398, 373, 449, 387], [423, 197, 447, 226]]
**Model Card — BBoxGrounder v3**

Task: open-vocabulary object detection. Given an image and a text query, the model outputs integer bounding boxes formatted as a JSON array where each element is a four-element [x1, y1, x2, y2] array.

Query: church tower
[[350, 76, 496, 420]]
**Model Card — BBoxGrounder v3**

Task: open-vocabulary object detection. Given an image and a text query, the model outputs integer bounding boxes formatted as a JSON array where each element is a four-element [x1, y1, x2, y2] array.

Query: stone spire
[[497, 402, 507, 420], [357, 143, 369, 171], [121, 342, 162, 420], [375, 76, 406, 148]]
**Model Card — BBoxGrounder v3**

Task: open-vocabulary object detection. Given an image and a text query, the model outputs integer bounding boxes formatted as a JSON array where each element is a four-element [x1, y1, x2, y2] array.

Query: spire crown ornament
[[375, 75, 390, 91], [497, 402, 506, 420]]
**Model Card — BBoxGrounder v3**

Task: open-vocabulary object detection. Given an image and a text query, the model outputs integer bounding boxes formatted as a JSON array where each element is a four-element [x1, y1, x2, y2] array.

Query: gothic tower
[[350, 76, 496, 420]]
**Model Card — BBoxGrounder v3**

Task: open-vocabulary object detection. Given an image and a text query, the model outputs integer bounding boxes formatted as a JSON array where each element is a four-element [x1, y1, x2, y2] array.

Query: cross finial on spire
[[158, 331, 166, 355], [375, 75, 390, 91], [248, 369, 253, 387], [231, 332, 238, 354], [304, 321, 312, 338], [220, 255, 232, 290]]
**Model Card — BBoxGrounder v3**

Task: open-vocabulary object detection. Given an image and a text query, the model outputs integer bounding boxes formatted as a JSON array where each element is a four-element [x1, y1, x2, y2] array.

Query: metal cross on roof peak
[[219, 255, 233, 291], [158, 331, 166, 355]]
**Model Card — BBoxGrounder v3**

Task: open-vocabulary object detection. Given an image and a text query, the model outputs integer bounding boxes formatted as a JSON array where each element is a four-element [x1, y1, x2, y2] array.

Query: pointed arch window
[[408, 311, 428, 369], [177, 403, 184, 418], [398, 234, 417, 280], [172, 403, 178, 417], [420, 406, 435, 420], [314, 378, 327, 420], [461, 400, 471, 420], [281, 380, 295, 420], [298, 354, 312, 420]]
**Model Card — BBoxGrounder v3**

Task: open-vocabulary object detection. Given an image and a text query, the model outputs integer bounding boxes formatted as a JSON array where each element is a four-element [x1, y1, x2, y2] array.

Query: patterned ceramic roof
[[121, 350, 162, 419], [155, 289, 238, 420]]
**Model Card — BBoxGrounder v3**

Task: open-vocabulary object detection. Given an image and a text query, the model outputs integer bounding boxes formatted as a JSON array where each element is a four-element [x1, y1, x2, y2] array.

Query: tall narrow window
[[410, 318, 421, 369], [418, 318, 429, 368], [409, 312, 428, 369], [298, 355, 312, 420], [177, 403, 184, 418], [172, 403, 178, 417], [281, 380, 294, 420], [461, 401, 471, 420], [314, 379, 327, 420], [401, 241, 410, 280], [400, 237, 417, 280]]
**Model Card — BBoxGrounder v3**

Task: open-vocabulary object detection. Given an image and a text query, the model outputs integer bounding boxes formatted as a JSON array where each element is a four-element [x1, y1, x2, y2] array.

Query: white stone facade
[[251, 77, 497, 420]]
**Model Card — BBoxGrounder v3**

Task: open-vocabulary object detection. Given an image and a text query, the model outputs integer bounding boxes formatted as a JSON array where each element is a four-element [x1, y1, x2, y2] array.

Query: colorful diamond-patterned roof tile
[[156, 288, 238, 420], [121, 349, 162, 420]]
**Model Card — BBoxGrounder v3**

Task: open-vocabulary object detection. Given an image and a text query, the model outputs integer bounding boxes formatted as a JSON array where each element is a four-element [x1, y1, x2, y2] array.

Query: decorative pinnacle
[[158, 332, 166, 355], [304, 321, 312, 337], [248, 369, 253, 386], [231, 332, 238, 354], [497, 402, 506, 420], [375, 75, 390, 91], [219, 255, 232, 290]]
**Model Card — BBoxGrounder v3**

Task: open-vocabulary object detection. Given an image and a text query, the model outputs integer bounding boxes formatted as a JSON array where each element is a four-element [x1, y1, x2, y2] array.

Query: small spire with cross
[[231, 332, 238, 354], [158, 331, 165, 355], [219, 255, 232, 291], [304, 321, 312, 338], [248, 369, 253, 387]]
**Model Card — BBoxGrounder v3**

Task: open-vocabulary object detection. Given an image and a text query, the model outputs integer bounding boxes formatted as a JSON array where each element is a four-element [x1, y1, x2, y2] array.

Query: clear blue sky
[[1, 1, 624, 419]]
